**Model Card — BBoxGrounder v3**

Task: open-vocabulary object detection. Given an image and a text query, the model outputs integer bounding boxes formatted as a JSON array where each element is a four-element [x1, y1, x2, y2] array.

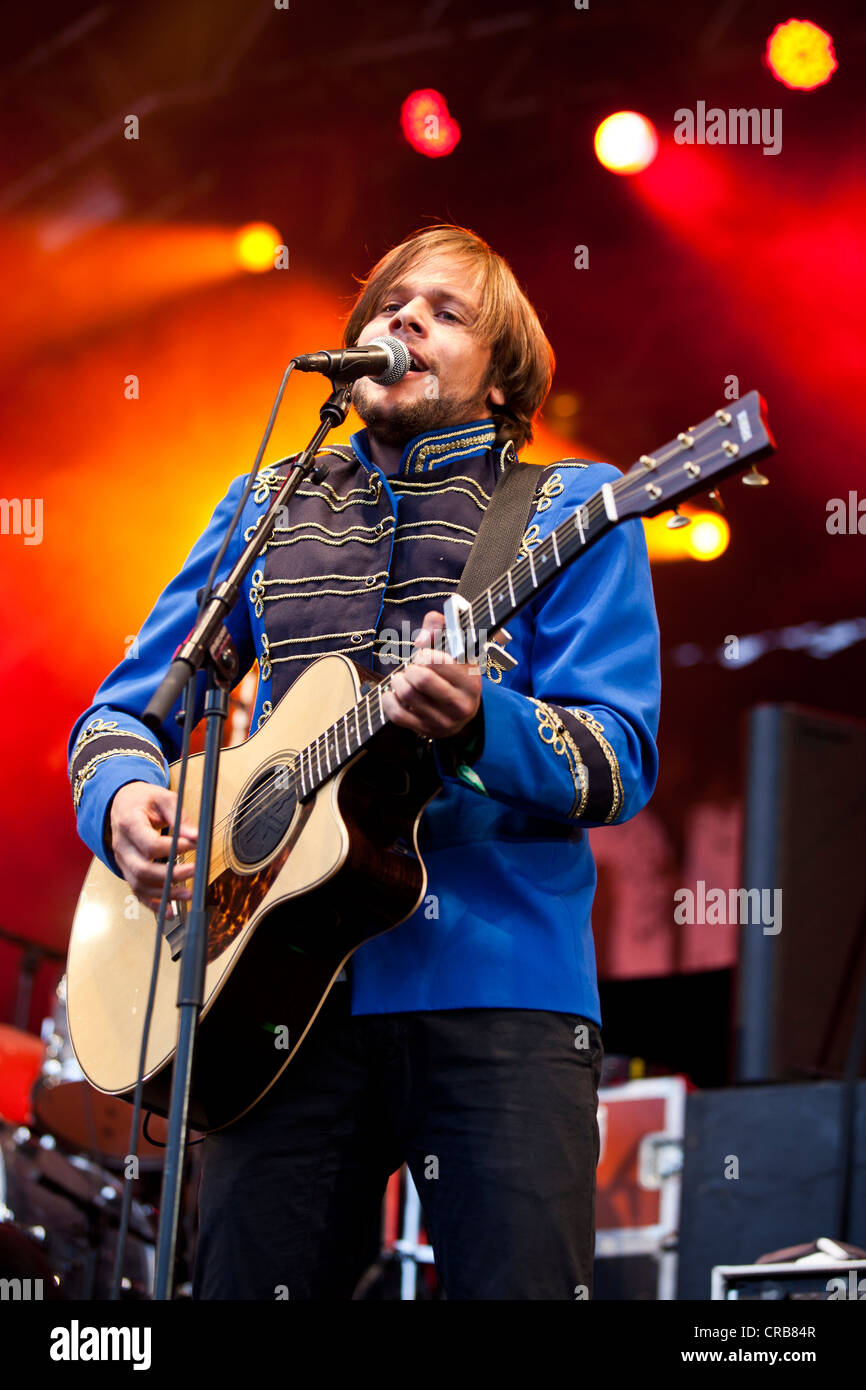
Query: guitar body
[[66, 654, 442, 1132]]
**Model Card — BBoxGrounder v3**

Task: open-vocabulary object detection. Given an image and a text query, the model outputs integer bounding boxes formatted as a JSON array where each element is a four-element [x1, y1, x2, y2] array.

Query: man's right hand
[[108, 782, 199, 912]]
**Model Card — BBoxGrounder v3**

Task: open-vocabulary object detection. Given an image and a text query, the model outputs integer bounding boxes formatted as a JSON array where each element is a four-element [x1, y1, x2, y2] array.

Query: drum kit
[[0, 975, 199, 1300]]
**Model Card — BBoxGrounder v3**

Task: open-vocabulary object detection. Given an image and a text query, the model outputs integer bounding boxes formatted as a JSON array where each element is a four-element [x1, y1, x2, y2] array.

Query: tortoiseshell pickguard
[[203, 800, 314, 963], [194, 662, 394, 967]]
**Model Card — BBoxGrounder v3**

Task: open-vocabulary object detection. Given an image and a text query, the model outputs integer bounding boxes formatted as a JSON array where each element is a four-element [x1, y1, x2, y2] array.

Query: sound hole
[[231, 762, 297, 866]]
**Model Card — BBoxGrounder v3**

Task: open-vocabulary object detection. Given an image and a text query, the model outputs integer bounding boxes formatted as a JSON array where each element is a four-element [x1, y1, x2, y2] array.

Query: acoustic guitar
[[67, 392, 775, 1131]]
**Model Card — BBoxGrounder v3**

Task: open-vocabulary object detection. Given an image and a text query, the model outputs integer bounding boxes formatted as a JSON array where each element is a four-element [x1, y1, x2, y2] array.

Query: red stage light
[[765, 19, 837, 90], [400, 89, 461, 158], [594, 112, 658, 175]]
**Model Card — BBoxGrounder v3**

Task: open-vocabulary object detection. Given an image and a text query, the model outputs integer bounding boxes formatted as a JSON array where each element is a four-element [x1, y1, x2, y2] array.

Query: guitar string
[[171, 420, 735, 879], [173, 480, 613, 877], [178, 420, 733, 873], [175, 420, 734, 877], [214, 420, 730, 834]]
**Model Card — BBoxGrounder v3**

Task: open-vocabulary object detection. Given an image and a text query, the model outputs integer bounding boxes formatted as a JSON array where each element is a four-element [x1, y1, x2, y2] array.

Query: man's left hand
[[381, 610, 482, 739]]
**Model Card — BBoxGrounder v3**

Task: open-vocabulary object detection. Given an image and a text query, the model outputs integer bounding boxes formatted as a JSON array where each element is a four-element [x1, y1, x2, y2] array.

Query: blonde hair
[[343, 224, 554, 451]]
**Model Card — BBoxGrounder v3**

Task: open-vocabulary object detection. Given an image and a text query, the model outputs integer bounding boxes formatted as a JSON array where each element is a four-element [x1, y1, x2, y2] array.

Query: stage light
[[685, 513, 730, 562], [642, 508, 729, 562], [235, 222, 282, 273], [548, 391, 580, 422], [401, 89, 461, 158], [594, 112, 658, 175], [765, 19, 837, 90]]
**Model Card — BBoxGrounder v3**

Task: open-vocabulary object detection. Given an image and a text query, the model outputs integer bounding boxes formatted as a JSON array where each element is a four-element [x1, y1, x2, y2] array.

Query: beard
[[352, 374, 494, 448]]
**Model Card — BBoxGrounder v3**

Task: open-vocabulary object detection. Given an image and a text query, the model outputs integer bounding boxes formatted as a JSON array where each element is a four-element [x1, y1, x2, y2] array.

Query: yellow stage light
[[766, 19, 837, 90], [685, 513, 730, 561], [640, 508, 730, 562], [235, 222, 282, 273]]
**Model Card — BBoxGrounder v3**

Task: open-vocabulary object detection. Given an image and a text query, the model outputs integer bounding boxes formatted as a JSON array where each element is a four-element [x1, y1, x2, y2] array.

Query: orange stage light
[[0, 221, 293, 366], [594, 112, 658, 175], [235, 222, 283, 273], [642, 509, 730, 562], [765, 19, 837, 90], [527, 421, 722, 564], [400, 89, 461, 158]]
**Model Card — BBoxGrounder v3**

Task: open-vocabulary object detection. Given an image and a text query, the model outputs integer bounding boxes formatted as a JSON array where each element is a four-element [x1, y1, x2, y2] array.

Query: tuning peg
[[742, 465, 769, 487], [667, 508, 691, 530], [707, 488, 725, 512]]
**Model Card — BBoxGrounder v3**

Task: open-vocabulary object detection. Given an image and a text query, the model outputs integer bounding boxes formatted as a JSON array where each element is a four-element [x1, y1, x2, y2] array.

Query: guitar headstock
[[614, 390, 776, 522]]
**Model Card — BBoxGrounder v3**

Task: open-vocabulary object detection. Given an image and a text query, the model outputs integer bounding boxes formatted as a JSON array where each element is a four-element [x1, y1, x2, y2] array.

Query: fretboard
[[293, 479, 614, 801]]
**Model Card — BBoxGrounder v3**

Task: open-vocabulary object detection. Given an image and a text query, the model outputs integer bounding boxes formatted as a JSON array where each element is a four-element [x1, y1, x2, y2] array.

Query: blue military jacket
[[68, 417, 661, 1024]]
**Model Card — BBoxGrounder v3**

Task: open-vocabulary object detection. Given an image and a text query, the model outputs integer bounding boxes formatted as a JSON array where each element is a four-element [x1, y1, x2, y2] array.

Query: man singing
[[68, 223, 661, 1299]]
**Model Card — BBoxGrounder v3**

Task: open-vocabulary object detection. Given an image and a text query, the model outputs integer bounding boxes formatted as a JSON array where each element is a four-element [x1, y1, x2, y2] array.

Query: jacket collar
[[349, 418, 498, 478]]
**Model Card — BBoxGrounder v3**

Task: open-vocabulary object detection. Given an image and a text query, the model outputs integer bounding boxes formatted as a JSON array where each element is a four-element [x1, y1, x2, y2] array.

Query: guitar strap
[[455, 449, 541, 602], [430, 447, 541, 796]]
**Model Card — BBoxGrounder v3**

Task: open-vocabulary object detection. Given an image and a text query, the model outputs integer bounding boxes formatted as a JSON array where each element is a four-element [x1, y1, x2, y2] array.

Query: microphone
[[292, 335, 411, 385]]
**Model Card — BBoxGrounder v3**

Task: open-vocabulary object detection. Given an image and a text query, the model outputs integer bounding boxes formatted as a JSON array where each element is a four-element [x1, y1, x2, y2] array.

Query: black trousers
[[192, 984, 603, 1300]]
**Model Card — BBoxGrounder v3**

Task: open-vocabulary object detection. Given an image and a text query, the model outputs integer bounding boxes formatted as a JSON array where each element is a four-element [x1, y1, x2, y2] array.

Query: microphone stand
[[145, 375, 354, 1300]]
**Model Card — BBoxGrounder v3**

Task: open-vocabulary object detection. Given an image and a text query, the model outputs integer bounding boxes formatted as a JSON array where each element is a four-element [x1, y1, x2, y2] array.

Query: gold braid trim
[[69, 717, 119, 771], [534, 472, 564, 512], [266, 529, 391, 551], [252, 468, 284, 504], [268, 629, 377, 647], [395, 519, 478, 537], [311, 445, 356, 465], [289, 491, 381, 513], [249, 569, 266, 617], [259, 585, 384, 602], [69, 720, 164, 779], [271, 520, 384, 539], [259, 633, 272, 681], [260, 570, 390, 585], [383, 590, 454, 605], [529, 699, 588, 819], [485, 652, 509, 683], [385, 574, 461, 589], [72, 747, 166, 812], [569, 708, 624, 823], [518, 523, 541, 558], [270, 643, 373, 664], [393, 533, 473, 547], [403, 427, 496, 474], [391, 475, 492, 502]]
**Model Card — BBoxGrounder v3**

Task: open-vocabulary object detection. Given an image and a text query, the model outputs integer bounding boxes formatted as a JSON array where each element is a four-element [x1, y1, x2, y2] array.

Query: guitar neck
[[464, 484, 612, 639], [293, 391, 776, 801], [292, 485, 612, 799]]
